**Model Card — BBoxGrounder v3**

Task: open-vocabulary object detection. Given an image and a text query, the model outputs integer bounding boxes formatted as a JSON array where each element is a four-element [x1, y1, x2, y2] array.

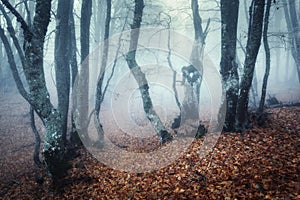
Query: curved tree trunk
[[181, 0, 209, 124], [258, 0, 272, 113], [69, 0, 81, 145], [94, 0, 112, 145], [236, 0, 265, 133], [125, 0, 172, 144], [30, 106, 42, 168]]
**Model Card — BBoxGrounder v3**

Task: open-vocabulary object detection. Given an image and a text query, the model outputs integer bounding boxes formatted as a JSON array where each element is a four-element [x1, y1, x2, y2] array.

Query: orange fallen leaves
[[0, 93, 299, 199]]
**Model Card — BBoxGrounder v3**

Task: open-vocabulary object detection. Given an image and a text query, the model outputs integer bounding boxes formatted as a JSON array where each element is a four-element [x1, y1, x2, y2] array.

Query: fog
[[1, 0, 299, 125]]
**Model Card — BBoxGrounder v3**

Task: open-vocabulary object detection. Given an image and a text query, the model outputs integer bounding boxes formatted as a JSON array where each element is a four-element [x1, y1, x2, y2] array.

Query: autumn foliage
[[0, 93, 299, 199]]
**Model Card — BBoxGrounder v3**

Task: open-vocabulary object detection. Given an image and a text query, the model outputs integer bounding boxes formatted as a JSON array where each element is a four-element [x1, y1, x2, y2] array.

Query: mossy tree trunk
[[125, 0, 172, 144], [0, 0, 69, 180], [220, 0, 240, 132]]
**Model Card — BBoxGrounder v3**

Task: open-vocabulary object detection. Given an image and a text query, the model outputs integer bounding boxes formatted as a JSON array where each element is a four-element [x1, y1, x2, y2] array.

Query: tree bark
[[54, 0, 71, 143], [258, 0, 272, 113], [220, 0, 240, 131], [1, 0, 69, 180], [236, 0, 265, 133], [125, 0, 172, 144], [76, 0, 92, 144]]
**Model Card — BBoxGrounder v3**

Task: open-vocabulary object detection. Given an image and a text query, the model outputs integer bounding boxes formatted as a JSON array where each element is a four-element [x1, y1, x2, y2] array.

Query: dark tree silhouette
[[236, 0, 265, 134], [54, 0, 72, 143], [258, 0, 272, 113], [220, 0, 239, 132]]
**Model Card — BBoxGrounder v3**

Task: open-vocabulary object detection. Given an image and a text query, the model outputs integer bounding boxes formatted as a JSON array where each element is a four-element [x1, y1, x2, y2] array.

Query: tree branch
[[0, 24, 31, 102], [0, 4, 27, 71], [0, 0, 33, 41]]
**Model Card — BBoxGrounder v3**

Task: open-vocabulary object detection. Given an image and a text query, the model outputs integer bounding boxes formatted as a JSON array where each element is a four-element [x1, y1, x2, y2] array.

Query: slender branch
[[30, 106, 42, 168], [0, 24, 31, 102], [102, 16, 129, 103], [0, 4, 26, 71], [23, 0, 32, 26], [165, 14, 181, 112], [0, 0, 33, 41], [203, 18, 210, 41]]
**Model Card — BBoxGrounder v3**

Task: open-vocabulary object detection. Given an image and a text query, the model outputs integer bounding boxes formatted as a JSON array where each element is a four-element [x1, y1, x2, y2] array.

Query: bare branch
[[30, 106, 43, 168], [0, 24, 31, 102], [0, 4, 26, 70], [0, 0, 33, 41]]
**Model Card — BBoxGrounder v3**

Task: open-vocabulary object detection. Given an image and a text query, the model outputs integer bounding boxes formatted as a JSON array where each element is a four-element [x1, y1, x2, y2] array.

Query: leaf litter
[[0, 92, 299, 199]]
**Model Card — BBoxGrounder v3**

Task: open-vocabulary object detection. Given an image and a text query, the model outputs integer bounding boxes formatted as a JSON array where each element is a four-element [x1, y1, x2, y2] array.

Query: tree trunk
[[69, 0, 81, 146], [54, 0, 71, 143], [258, 0, 272, 113], [220, 0, 239, 131], [93, 0, 106, 44], [76, 0, 92, 142], [29, 106, 42, 168], [283, 0, 300, 83], [125, 0, 172, 144], [236, 0, 265, 133], [181, 0, 208, 124], [0, 0, 69, 180], [166, 21, 182, 128], [288, 0, 300, 83], [94, 0, 111, 144]]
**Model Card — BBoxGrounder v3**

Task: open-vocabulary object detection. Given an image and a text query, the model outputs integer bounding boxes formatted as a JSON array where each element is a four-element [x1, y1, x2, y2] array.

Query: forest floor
[[0, 90, 299, 200]]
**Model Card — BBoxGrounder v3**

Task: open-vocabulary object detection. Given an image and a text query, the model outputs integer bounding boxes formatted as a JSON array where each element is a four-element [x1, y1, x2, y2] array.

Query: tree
[[258, 0, 272, 113], [125, 0, 173, 144], [220, 0, 240, 131], [54, 0, 72, 144], [180, 0, 210, 123], [282, 0, 300, 83], [76, 0, 92, 145], [236, 0, 265, 133], [69, 0, 81, 145], [94, 0, 111, 145], [0, 0, 69, 180]]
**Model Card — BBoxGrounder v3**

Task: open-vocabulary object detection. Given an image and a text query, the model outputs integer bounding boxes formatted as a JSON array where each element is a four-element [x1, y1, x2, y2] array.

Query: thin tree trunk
[[94, 0, 111, 145], [287, 0, 300, 83], [283, 0, 300, 83], [54, 0, 71, 143], [166, 18, 182, 126], [125, 0, 172, 144], [30, 106, 42, 168], [243, 0, 259, 109], [236, 0, 265, 133], [76, 0, 92, 142], [258, 0, 271, 113], [93, 0, 105, 43], [69, 0, 81, 146]]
